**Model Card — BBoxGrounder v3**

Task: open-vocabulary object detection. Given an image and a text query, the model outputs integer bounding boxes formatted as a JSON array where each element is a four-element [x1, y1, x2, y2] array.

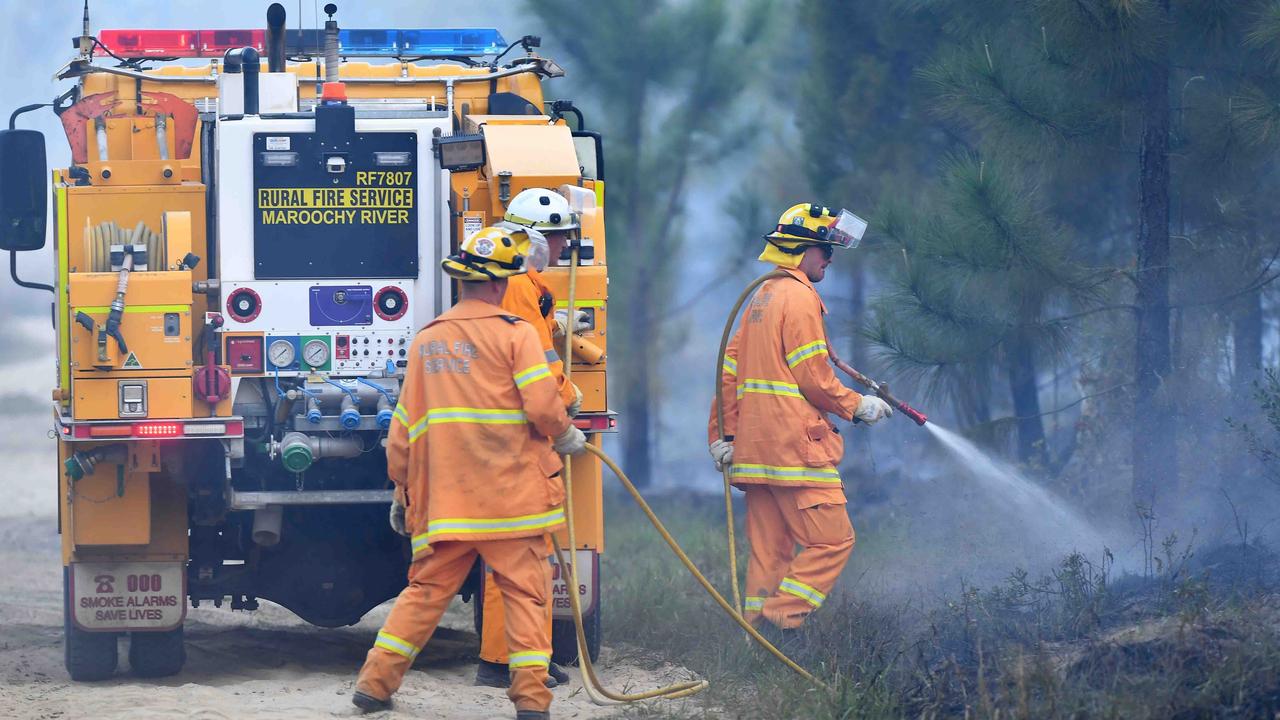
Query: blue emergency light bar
[[97, 28, 507, 59]]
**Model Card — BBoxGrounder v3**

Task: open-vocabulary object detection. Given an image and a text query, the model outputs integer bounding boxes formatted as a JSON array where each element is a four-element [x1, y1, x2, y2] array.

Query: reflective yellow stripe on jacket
[[426, 407, 527, 426], [393, 402, 429, 443], [514, 363, 553, 388], [722, 356, 738, 377], [786, 340, 828, 368], [730, 463, 841, 484], [737, 378, 803, 399], [411, 507, 567, 553]]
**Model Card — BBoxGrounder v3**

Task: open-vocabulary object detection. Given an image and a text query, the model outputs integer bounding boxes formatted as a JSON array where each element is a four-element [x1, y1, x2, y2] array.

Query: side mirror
[[0, 129, 47, 252]]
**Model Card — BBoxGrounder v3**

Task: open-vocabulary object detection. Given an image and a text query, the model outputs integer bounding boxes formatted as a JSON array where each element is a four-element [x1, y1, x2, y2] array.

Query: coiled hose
[[555, 253, 828, 706]]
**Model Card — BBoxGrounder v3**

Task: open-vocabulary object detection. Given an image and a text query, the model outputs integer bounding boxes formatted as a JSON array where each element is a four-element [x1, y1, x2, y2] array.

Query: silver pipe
[[324, 19, 340, 84], [155, 113, 169, 160], [433, 126, 444, 317], [94, 117, 108, 161]]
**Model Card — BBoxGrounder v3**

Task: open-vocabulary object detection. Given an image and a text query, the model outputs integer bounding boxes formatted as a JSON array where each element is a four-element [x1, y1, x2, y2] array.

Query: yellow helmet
[[760, 202, 867, 267], [441, 225, 530, 282]]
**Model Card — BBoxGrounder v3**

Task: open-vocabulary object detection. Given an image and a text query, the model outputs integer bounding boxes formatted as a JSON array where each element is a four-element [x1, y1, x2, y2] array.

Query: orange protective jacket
[[708, 267, 864, 488], [503, 269, 577, 408], [388, 298, 572, 558]]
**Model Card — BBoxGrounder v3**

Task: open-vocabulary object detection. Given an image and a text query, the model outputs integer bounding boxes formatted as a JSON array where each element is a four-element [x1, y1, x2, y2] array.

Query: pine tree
[[868, 152, 1095, 464], [879, 0, 1280, 502], [798, 0, 952, 368]]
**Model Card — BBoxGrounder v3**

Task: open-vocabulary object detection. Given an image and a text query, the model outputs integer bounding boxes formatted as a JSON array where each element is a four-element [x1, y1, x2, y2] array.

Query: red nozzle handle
[[896, 402, 928, 426]]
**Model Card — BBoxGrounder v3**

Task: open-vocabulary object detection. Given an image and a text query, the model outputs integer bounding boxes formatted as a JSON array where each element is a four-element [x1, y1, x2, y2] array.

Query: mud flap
[[549, 549, 597, 619], [69, 561, 186, 632]]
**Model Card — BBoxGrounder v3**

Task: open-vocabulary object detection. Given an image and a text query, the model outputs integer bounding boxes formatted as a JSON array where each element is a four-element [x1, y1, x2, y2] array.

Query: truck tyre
[[128, 626, 186, 678], [551, 603, 600, 666], [63, 571, 118, 681]]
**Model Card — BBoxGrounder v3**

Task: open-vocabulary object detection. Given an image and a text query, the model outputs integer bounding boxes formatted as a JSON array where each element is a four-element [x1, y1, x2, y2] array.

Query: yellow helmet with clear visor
[[497, 220, 550, 272], [760, 203, 867, 267], [441, 225, 530, 282]]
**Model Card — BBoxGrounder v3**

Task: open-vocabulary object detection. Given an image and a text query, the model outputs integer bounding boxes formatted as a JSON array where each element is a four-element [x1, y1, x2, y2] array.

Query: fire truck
[[0, 3, 610, 680]]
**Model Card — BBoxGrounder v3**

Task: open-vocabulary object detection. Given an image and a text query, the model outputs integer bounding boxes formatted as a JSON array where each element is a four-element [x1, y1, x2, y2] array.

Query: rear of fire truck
[[0, 3, 611, 680]]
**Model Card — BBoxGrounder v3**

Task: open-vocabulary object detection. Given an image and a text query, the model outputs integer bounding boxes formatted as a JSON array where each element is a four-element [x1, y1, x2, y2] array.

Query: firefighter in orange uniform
[[708, 203, 892, 641], [353, 225, 588, 720], [475, 188, 583, 689]]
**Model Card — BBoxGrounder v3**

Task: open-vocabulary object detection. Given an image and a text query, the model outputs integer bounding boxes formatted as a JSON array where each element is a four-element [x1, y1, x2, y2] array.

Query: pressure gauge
[[303, 339, 330, 368], [268, 339, 296, 368]]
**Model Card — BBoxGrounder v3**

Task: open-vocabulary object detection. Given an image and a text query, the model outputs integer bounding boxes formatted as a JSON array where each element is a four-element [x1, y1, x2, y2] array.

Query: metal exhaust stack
[[323, 3, 339, 84], [266, 2, 287, 73]]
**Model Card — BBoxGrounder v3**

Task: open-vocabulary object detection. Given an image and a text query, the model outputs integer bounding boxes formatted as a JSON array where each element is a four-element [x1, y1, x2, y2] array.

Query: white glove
[[553, 424, 588, 456], [708, 438, 734, 472], [389, 499, 409, 537], [553, 309, 591, 337], [567, 382, 584, 418], [853, 396, 894, 425]]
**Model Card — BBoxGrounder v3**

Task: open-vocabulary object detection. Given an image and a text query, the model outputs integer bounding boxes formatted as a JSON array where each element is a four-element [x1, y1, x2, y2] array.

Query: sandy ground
[[0, 514, 700, 720]]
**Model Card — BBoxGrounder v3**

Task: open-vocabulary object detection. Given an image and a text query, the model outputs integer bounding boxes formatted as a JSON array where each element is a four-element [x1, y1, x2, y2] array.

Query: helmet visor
[[828, 209, 868, 249], [521, 227, 550, 272]]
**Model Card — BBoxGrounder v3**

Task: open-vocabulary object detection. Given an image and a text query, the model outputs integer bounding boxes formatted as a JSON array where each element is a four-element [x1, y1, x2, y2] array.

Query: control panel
[[333, 331, 413, 372], [224, 330, 414, 376]]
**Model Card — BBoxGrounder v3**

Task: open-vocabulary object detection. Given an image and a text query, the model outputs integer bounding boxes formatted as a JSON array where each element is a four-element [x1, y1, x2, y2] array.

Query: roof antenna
[[79, 0, 93, 59]]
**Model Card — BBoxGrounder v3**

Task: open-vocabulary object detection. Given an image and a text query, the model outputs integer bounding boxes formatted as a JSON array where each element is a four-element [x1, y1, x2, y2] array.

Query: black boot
[[475, 659, 511, 688], [516, 711, 550, 720], [548, 661, 569, 685], [351, 690, 392, 713]]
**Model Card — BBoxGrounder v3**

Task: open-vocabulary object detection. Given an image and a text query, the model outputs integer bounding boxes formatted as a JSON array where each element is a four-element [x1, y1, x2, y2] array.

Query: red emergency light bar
[[97, 29, 263, 59], [97, 29, 199, 58], [66, 419, 245, 440]]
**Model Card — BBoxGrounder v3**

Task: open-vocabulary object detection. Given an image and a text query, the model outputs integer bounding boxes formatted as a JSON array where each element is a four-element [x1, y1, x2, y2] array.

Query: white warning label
[[549, 549, 597, 619], [265, 136, 290, 151], [71, 561, 186, 631], [463, 215, 484, 240]]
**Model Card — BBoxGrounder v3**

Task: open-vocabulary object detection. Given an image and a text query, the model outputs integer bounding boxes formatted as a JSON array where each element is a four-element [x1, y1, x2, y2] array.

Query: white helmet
[[504, 188, 579, 233]]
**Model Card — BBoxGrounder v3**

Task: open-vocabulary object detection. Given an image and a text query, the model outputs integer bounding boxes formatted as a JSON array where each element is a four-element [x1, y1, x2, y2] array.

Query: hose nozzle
[[874, 382, 928, 426]]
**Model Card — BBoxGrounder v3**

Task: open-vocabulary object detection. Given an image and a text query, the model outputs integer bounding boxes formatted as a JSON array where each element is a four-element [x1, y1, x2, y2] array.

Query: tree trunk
[[1007, 333, 1048, 466], [621, 289, 654, 486], [1132, 1, 1174, 511], [848, 253, 866, 369], [1232, 285, 1263, 402]]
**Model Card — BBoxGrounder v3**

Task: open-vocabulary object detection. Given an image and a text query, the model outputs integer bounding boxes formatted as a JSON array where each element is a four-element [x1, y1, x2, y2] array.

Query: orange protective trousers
[[356, 535, 554, 712], [480, 567, 554, 665], [743, 485, 855, 629]]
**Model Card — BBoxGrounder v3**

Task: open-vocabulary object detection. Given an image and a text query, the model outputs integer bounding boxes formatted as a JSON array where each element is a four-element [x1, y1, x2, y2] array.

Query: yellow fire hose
[[555, 251, 829, 705]]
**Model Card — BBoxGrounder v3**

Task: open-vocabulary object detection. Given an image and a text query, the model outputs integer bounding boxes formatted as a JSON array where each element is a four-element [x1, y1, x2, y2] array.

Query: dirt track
[[0, 515, 695, 720]]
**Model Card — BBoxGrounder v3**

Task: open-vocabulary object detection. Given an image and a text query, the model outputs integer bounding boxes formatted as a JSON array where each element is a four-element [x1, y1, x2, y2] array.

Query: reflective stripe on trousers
[[508, 650, 551, 669], [374, 630, 421, 660], [778, 576, 827, 608]]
